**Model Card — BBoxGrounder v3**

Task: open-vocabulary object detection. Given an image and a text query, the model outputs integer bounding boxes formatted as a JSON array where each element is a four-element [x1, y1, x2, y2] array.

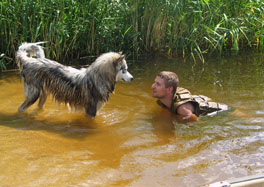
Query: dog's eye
[[120, 66, 127, 73], [122, 69, 127, 73]]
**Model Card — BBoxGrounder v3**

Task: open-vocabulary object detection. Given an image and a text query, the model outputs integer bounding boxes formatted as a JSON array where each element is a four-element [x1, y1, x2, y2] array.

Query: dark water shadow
[[0, 110, 101, 140], [149, 107, 197, 143]]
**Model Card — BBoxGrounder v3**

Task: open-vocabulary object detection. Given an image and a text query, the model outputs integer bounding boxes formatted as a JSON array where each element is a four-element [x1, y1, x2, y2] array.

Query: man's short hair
[[158, 71, 179, 94]]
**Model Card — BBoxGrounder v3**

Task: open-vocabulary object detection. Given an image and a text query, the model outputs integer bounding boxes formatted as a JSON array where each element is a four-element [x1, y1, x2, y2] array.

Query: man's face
[[152, 76, 171, 99]]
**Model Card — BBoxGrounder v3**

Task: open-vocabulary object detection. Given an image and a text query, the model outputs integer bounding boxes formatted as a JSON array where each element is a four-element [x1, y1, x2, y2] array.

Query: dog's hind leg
[[38, 90, 47, 108], [18, 85, 40, 113]]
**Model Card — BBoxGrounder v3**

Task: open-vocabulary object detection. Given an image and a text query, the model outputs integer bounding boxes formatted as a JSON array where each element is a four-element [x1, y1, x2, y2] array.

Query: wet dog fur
[[15, 42, 133, 117]]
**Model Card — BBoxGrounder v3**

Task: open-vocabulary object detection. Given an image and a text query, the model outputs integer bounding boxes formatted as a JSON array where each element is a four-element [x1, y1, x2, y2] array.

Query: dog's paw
[[18, 106, 26, 113], [85, 107, 97, 117]]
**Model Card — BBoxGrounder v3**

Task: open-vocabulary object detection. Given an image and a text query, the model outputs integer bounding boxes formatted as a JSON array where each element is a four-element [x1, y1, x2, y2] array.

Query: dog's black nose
[[130, 77, 134, 81]]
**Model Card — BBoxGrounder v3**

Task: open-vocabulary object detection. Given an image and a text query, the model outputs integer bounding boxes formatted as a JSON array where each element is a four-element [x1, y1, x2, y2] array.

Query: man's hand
[[177, 102, 199, 122]]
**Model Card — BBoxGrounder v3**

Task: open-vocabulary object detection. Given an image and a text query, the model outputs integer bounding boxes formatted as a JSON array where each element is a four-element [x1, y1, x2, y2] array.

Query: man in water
[[151, 71, 230, 122]]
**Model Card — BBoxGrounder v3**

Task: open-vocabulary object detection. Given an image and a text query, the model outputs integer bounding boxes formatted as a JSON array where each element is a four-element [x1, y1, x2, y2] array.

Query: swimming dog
[[15, 42, 133, 117]]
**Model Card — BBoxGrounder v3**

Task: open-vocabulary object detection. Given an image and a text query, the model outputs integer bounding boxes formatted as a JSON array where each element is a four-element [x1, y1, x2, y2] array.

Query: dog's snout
[[130, 77, 134, 81]]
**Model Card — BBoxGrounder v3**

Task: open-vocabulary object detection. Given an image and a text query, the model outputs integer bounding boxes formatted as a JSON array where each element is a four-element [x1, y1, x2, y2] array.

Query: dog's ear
[[113, 54, 125, 67], [118, 54, 125, 61]]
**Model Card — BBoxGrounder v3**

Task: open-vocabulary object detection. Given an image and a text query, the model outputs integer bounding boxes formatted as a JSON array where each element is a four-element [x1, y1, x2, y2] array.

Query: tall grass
[[0, 0, 263, 65], [0, 53, 6, 71], [130, 0, 264, 63]]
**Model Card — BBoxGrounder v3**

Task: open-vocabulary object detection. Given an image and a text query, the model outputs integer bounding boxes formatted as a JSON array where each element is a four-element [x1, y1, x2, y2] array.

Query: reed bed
[[0, 0, 263, 67]]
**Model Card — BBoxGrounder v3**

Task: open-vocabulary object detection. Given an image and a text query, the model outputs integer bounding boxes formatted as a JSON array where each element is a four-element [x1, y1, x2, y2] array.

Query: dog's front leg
[[18, 87, 40, 112], [85, 103, 97, 117]]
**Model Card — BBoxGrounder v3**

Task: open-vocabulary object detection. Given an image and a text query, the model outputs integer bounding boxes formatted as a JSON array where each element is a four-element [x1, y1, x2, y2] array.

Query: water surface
[[0, 52, 263, 186]]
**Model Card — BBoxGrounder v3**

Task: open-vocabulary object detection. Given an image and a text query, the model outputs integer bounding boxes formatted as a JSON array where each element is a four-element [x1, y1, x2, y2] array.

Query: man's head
[[151, 71, 179, 99]]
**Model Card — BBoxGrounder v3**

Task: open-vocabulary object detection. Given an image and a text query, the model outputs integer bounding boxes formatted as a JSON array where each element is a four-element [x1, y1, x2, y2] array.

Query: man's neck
[[159, 94, 173, 108]]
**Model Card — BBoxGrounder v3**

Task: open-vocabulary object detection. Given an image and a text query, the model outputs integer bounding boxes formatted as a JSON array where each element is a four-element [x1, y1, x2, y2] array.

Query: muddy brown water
[[0, 52, 263, 186]]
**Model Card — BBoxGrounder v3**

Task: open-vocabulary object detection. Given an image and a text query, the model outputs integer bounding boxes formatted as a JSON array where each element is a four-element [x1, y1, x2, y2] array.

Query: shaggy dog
[[16, 42, 133, 117]]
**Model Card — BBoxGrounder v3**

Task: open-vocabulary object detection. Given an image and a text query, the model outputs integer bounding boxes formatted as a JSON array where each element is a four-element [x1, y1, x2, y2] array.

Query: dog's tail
[[16, 42, 46, 70]]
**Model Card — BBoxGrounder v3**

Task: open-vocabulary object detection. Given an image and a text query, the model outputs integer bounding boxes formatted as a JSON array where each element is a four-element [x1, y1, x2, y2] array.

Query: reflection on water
[[0, 52, 264, 186]]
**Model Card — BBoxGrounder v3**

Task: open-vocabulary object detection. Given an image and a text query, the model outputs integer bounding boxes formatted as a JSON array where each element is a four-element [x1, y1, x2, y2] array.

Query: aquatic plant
[[130, 0, 264, 62], [0, 53, 6, 71], [0, 0, 263, 65]]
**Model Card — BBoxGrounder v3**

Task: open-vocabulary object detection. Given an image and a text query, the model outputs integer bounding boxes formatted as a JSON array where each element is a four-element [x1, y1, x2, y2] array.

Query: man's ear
[[167, 86, 174, 94]]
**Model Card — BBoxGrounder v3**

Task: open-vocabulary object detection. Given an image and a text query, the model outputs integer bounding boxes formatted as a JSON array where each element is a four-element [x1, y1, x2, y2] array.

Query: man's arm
[[177, 102, 199, 122]]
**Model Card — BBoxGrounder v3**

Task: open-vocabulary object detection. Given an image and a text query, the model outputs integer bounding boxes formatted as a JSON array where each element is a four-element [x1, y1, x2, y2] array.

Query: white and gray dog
[[16, 42, 133, 117]]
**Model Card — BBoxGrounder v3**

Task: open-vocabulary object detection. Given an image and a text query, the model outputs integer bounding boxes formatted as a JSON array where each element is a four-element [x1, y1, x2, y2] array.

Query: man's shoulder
[[172, 87, 195, 112], [176, 87, 191, 94], [174, 87, 193, 101]]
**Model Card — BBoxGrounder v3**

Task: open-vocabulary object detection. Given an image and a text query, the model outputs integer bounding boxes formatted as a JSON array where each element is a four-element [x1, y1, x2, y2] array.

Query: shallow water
[[0, 52, 264, 186]]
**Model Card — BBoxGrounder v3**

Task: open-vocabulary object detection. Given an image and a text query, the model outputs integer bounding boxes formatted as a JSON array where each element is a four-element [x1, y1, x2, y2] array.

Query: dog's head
[[114, 54, 133, 82]]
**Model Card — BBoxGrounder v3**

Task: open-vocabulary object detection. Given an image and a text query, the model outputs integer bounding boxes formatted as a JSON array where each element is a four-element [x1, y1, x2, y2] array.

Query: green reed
[[0, 53, 6, 71], [0, 0, 263, 65], [131, 0, 264, 63]]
